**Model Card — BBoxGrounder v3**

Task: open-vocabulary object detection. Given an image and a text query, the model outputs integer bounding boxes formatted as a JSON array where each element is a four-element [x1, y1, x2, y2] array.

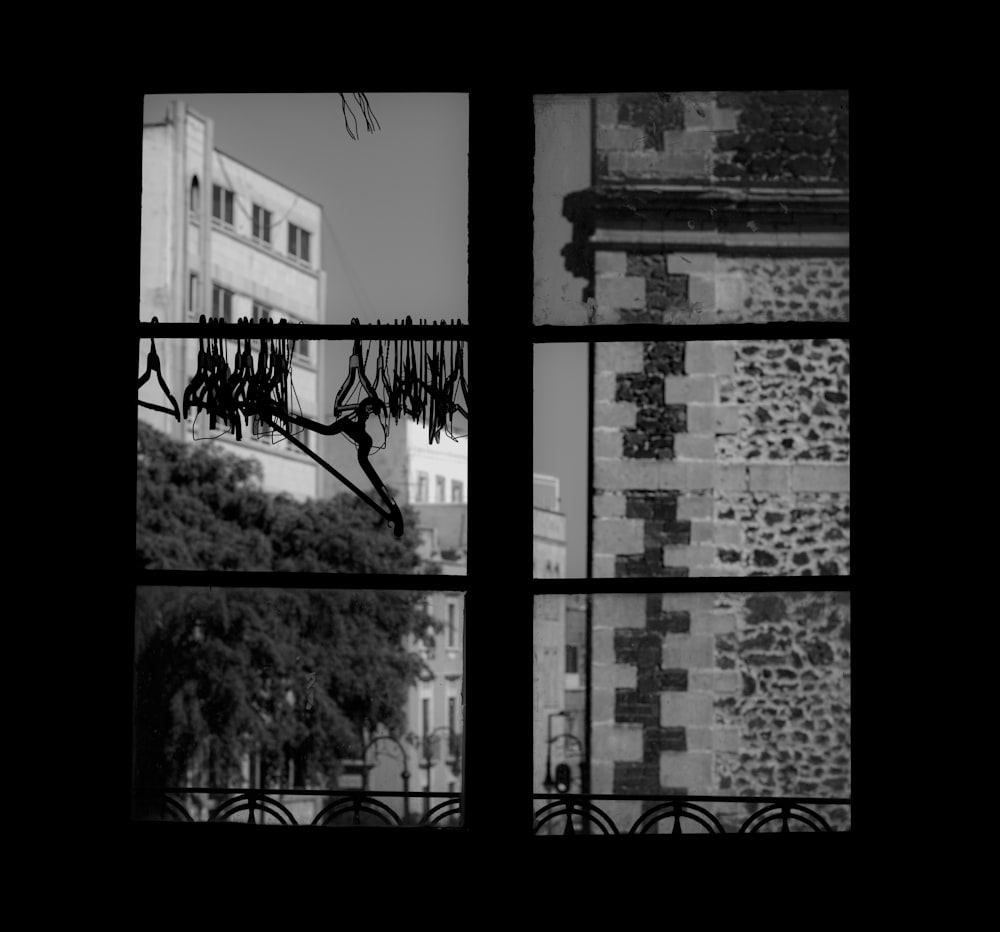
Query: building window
[[447, 601, 456, 647], [212, 184, 234, 226], [416, 472, 429, 503], [190, 176, 200, 214], [252, 302, 270, 322], [189, 273, 199, 316], [448, 696, 456, 736], [422, 697, 431, 737], [451, 480, 464, 503], [436, 476, 446, 503], [252, 204, 272, 245], [288, 224, 311, 264], [566, 645, 579, 675], [212, 284, 234, 323]]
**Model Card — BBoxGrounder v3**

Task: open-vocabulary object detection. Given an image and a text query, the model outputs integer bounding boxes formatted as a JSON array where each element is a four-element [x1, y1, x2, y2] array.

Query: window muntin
[[252, 204, 272, 245], [288, 223, 311, 264], [212, 284, 234, 322], [212, 184, 234, 226]]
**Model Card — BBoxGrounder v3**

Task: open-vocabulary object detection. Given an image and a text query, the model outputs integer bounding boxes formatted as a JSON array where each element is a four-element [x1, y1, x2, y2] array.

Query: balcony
[[533, 793, 851, 833]]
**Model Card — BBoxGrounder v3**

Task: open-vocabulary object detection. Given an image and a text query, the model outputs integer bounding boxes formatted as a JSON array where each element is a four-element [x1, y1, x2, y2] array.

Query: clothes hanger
[[137, 317, 181, 421], [182, 315, 211, 420], [260, 395, 405, 537], [334, 318, 381, 418]]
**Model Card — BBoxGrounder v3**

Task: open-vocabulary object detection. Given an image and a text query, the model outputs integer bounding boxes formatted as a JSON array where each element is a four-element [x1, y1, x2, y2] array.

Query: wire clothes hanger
[[137, 317, 181, 421]]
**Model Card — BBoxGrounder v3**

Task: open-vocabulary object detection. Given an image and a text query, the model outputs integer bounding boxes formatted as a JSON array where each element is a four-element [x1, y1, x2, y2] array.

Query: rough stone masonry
[[591, 590, 850, 832], [593, 338, 849, 577]]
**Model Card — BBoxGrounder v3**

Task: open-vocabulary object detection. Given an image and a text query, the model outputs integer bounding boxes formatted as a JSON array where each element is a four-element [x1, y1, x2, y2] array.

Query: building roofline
[[214, 147, 322, 212]]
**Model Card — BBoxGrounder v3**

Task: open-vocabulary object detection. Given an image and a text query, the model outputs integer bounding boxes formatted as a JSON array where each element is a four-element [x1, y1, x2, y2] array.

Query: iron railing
[[134, 788, 463, 828], [533, 793, 851, 833]]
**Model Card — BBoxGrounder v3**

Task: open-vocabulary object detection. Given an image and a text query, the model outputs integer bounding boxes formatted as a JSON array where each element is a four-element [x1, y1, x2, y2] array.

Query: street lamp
[[361, 735, 411, 822], [542, 711, 567, 792], [549, 732, 585, 792]]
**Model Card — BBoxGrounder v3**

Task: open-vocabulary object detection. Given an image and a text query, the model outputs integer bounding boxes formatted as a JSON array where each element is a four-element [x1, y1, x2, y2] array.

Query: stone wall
[[592, 339, 849, 577], [590, 591, 850, 832]]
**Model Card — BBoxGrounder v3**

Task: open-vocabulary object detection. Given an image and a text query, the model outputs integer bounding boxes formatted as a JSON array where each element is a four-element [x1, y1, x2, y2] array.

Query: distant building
[[140, 99, 327, 500], [533, 473, 565, 579]]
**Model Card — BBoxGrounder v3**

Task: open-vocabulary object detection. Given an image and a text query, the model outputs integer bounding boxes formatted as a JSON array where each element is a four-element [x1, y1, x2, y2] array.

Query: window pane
[[300, 230, 310, 264], [263, 211, 271, 243], [451, 481, 463, 504], [224, 290, 232, 323], [212, 185, 221, 219], [225, 191, 234, 225], [288, 225, 296, 257], [252, 205, 260, 238], [212, 285, 219, 316], [134, 585, 465, 827]]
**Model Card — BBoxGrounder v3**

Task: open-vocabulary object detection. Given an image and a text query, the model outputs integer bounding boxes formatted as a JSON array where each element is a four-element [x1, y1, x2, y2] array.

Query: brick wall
[[591, 590, 850, 831], [593, 340, 849, 577]]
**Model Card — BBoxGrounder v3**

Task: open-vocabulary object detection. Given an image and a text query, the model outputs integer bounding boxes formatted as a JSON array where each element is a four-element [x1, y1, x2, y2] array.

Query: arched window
[[190, 176, 200, 213]]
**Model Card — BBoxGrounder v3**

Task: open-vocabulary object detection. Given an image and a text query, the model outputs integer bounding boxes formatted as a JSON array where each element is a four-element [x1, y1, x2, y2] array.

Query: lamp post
[[361, 734, 411, 823], [549, 732, 585, 792], [542, 711, 567, 792], [421, 725, 456, 817]]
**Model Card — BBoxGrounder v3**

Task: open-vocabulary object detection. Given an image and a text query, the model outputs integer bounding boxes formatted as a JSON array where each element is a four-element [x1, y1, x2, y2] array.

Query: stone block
[[595, 458, 658, 490], [686, 727, 713, 751], [690, 610, 739, 635], [675, 434, 716, 461], [659, 750, 713, 791], [688, 275, 716, 314], [597, 275, 646, 310], [593, 723, 644, 762], [594, 370, 617, 403], [592, 593, 647, 629], [595, 341, 644, 373], [685, 461, 715, 491], [689, 670, 741, 693], [591, 687, 615, 724], [592, 491, 626, 518], [714, 464, 749, 491], [713, 726, 741, 752], [668, 253, 715, 275], [593, 401, 637, 429], [662, 545, 716, 569], [713, 405, 741, 434], [664, 375, 716, 404], [593, 429, 623, 458], [715, 275, 745, 313], [595, 250, 628, 275], [791, 464, 850, 493], [591, 627, 615, 659], [690, 520, 714, 543], [592, 662, 637, 691], [660, 593, 716, 614], [592, 554, 616, 578], [749, 463, 792, 494], [594, 517, 645, 554], [677, 493, 714, 520], [713, 522, 742, 545], [661, 691, 714, 727], [662, 634, 714, 669]]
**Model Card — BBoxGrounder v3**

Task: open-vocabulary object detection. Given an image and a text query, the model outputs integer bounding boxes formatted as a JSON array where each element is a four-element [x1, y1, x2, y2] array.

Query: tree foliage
[[135, 421, 436, 789]]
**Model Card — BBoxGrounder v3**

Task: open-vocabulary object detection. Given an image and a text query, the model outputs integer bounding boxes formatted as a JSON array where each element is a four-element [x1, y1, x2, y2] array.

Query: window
[[212, 284, 233, 323], [212, 184, 234, 226], [190, 176, 200, 214], [448, 696, 456, 736], [422, 697, 431, 737], [451, 480, 464, 503], [447, 601, 456, 647], [189, 273, 199, 316], [436, 475, 446, 503], [565, 645, 578, 675], [252, 204, 272, 245], [252, 302, 270, 322], [288, 224, 311, 264], [416, 472, 429, 503]]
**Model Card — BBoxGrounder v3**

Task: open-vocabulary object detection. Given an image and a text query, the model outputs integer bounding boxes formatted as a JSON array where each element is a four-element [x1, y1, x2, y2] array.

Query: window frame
[[212, 184, 235, 227]]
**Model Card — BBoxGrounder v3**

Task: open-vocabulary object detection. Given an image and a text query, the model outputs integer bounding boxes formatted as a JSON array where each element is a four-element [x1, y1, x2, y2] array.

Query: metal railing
[[533, 793, 851, 833], [134, 788, 462, 828]]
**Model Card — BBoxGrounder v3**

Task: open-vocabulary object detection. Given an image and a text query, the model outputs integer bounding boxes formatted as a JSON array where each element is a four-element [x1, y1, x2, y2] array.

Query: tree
[[135, 420, 436, 790]]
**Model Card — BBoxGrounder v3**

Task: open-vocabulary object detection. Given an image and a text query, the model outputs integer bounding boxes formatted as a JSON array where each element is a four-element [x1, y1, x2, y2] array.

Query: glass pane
[[263, 211, 271, 243], [212, 184, 221, 219], [225, 190, 234, 225], [288, 224, 296, 256], [532, 592, 851, 834], [300, 230, 310, 263], [134, 585, 465, 827], [252, 205, 260, 238]]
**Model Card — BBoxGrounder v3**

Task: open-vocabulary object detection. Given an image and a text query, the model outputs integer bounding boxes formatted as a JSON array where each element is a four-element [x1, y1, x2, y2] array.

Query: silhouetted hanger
[[137, 317, 181, 421], [261, 395, 405, 537], [183, 316, 211, 420], [334, 318, 382, 417]]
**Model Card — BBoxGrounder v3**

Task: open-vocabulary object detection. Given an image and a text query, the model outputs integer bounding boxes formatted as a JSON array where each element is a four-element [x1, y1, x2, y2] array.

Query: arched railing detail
[[311, 794, 403, 827], [534, 798, 620, 834], [629, 800, 726, 834]]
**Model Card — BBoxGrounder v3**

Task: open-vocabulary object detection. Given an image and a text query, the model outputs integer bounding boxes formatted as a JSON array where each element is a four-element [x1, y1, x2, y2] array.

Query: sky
[[142, 93, 468, 326], [533, 343, 587, 578]]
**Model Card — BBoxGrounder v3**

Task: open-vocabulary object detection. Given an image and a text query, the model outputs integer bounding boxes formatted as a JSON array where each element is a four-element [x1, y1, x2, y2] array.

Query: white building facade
[[140, 99, 327, 500]]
